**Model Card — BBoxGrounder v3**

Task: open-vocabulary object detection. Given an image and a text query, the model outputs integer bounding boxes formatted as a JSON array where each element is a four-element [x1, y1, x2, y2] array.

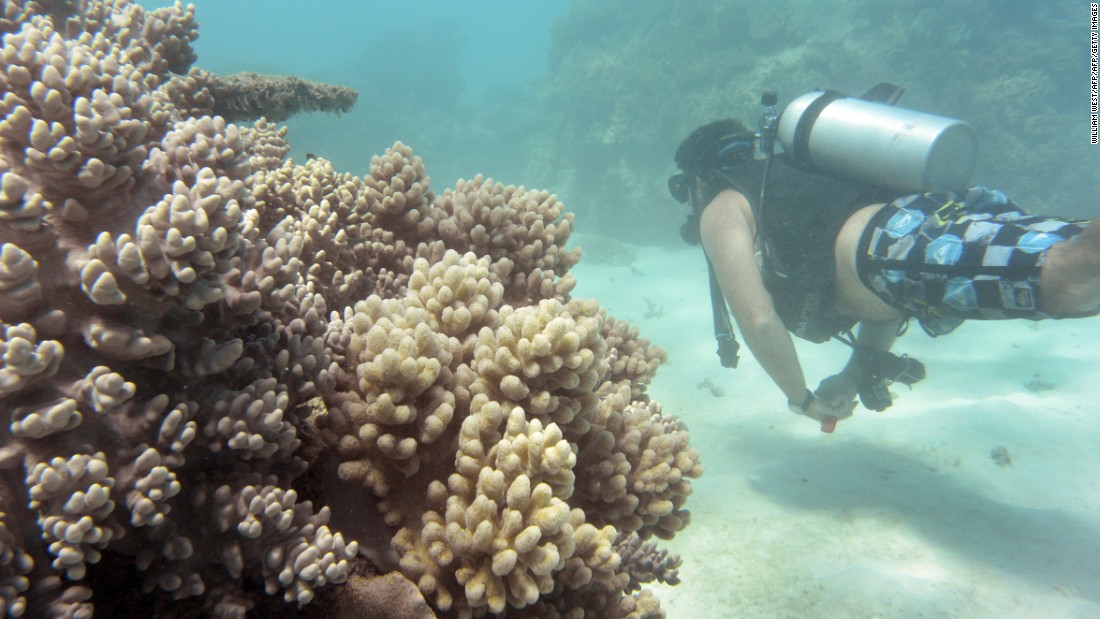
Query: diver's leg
[[838, 319, 903, 381], [834, 203, 907, 321], [1040, 213, 1100, 314], [816, 319, 904, 408]]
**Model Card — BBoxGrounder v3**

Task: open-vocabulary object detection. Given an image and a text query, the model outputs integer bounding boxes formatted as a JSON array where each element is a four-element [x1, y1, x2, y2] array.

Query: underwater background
[[151, 0, 1100, 248], [16, 0, 1100, 616]]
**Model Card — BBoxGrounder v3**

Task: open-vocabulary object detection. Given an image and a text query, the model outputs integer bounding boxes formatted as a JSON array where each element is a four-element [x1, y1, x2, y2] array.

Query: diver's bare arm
[[699, 190, 808, 404]]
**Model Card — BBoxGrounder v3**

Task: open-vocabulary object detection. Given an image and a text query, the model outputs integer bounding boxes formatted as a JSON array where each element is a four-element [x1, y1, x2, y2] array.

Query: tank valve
[[759, 90, 779, 157]]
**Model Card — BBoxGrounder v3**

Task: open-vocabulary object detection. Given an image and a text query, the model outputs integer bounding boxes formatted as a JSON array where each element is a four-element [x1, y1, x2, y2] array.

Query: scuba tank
[[775, 89, 977, 192]]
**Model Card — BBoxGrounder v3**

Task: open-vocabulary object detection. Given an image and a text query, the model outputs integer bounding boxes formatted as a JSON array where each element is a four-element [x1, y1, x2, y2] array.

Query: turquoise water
[[140, 0, 571, 185], [143, 0, 567, 91], [148, 0, 1100, 245]]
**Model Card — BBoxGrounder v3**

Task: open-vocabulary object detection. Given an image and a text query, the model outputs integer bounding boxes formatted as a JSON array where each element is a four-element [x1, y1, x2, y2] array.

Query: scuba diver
[[670, 86, 1100, 432]]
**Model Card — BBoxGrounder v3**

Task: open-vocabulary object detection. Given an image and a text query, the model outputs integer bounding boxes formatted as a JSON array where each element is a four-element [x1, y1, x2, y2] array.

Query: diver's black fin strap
[[859, 82, 905, 105], [707, 258, 740, 368]]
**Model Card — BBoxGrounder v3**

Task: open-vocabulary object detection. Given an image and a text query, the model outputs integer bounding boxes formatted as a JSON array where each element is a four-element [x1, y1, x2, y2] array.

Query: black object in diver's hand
[[716, 333, 739, 369], [855, 348, 926, 411]]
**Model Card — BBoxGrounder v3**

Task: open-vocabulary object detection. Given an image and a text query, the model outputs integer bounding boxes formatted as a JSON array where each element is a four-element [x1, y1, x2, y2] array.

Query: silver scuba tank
[[775, 90, 978, 192]]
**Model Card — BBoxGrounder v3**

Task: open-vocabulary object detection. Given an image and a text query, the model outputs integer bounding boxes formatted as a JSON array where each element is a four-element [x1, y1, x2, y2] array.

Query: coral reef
[[0, 1, 700, 617], [197, 71, 358, 123]]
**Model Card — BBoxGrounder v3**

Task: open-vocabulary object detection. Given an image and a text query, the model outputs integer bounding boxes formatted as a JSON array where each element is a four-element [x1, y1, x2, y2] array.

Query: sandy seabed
[[570, 239, 1100, 619]]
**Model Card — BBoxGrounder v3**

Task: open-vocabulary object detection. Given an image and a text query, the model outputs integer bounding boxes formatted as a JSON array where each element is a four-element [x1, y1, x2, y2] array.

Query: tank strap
[[790, 90, 846, 169]]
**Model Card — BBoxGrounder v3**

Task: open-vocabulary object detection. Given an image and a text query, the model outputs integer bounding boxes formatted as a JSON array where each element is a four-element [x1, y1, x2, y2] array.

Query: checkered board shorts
[[856, 187, 1089, 335]]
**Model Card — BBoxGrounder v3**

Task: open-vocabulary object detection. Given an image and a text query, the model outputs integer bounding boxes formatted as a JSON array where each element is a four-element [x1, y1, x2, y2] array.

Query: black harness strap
[[706, 258, 740, 368]]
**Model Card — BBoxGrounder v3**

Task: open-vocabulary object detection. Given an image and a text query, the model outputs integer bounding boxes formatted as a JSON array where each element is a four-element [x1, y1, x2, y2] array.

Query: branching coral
[[394, 405, 617, 615], [0, 1, 701, 617], [574, 384, 702, 541], [431, 175, 581, 305]]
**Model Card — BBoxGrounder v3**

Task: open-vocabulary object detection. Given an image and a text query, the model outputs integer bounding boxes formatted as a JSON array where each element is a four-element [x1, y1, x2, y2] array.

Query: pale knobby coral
[[324, 295, 459, 498], [0, 1, 700, 617], [367, 141, 435, 242], [316, 250, 503, 518], [0, 506, 33, 618], [574, 383, 703, 540], [319, 247, 694, 617], [466, 298, 607, 435], [394, 402, 619, 616], [600, 312, 666, 400], [431, 175, 581, 304]]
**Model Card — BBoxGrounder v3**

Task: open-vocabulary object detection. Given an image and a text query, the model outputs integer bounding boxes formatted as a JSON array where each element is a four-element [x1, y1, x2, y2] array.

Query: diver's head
[[669, 118, 755, 206], [670, 119, 755, 245]]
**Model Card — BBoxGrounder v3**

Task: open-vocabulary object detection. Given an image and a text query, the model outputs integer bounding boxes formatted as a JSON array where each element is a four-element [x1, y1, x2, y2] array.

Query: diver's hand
[[799, 393, 856, 433], [814, 372, 859, 409]]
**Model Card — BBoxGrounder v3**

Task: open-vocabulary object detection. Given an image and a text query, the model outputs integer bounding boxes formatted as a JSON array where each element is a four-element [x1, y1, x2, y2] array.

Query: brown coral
[[198, 70, 358, 123], [0, 2, 701, 617]]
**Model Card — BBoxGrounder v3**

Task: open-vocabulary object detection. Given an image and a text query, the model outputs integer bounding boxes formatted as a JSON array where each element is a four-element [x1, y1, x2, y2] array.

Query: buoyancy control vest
[[718, 156, 897, 342]]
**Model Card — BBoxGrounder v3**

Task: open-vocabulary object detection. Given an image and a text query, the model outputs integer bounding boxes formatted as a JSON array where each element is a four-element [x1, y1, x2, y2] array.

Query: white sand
[[570, 240, 1100, 619]]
